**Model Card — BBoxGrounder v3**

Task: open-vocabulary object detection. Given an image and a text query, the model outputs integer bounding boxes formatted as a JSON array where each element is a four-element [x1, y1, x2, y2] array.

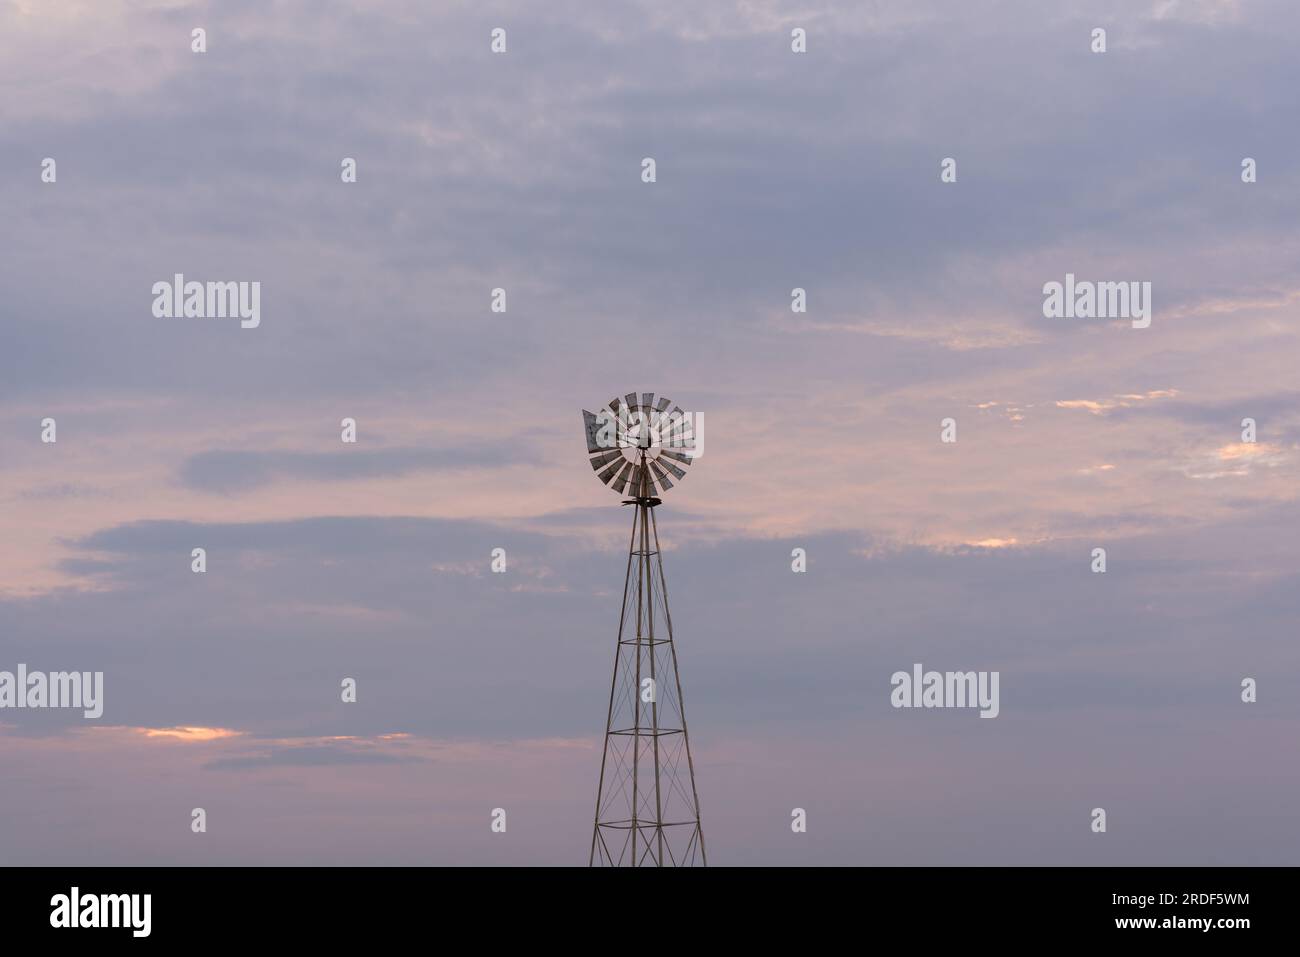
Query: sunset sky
[[2, 0, 1298, 865]]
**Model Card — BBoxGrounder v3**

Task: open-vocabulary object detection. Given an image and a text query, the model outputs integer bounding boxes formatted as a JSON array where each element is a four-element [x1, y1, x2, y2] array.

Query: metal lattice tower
[[582, 393, 706, 867]]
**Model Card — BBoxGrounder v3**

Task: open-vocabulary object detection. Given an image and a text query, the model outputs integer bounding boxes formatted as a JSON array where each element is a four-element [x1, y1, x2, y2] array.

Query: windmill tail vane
[[582, 392, 707, 867]]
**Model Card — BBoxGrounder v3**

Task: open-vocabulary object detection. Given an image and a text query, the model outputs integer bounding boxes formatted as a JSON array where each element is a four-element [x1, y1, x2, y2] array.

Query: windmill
[[582, 392, 706, 867]]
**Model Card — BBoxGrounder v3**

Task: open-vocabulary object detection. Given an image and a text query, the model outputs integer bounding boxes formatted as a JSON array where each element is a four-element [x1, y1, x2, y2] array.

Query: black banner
[[0, 866, 1276, 943]]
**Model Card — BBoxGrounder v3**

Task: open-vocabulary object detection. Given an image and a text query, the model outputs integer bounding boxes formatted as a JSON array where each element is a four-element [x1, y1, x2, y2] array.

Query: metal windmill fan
[[581, 392, 697, 502]]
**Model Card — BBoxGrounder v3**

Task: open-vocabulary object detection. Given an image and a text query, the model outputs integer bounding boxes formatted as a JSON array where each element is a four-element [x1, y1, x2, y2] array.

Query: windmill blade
[[660, 408, 690, 434], [611, 462, 635, 495], [654, 395, 672, 413], [659, 450, 692, 466], [598, 457, 626, 486], [641, 392, 655, 411], [589, 449, 622, 472], [649, 460, 674, 491], [583, 410, 610, 454], [663, 417, 696, 450], [657, 458, 687, 480], [624, 409, 648, 448], [646, 404, 674, 438]]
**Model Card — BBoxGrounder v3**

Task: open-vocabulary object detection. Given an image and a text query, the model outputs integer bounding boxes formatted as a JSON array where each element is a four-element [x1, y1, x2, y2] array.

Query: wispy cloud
[[179, 444, 536, 494]]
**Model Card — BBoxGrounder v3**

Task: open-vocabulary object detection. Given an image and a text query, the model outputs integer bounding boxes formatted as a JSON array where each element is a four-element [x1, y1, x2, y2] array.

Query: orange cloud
[[137, 726, 242, 742], [1056, 390, 1178, 415], [1217, 442, 1278, 462]]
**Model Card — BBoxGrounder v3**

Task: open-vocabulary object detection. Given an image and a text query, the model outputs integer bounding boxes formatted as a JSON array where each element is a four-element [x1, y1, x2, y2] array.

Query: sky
[[1, 0, 1298, 865]]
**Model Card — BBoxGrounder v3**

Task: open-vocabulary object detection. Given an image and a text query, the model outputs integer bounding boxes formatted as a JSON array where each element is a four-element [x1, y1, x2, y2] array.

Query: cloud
[[1056, 390, 1179, 415], [179, 444, 537, 493], [204, 741, 421, 770], [0, 505, 1293, 742], [135, 725, 241, 742]]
